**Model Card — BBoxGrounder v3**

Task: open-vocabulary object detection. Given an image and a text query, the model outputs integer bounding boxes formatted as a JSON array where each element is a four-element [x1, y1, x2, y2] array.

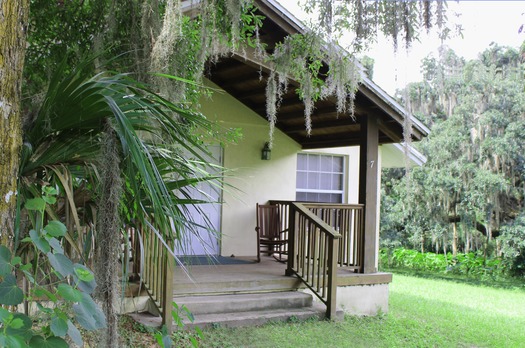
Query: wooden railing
[[270, 201, 365, 273], [270, 201, 365, 319], [128, 201, 364, 327], [270, 201, 339, 319], [302, 203, 364, 272], [287, 202, 340, 319], [130, 225, 174, 333]]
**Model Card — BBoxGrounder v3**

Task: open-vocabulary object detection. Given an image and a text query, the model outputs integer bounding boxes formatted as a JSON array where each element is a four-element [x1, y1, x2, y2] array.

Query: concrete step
[[174, 276, 302, 296], [174, 291, 313, 315], [129, 294, 344, 330], [182, 304, 327, 329]]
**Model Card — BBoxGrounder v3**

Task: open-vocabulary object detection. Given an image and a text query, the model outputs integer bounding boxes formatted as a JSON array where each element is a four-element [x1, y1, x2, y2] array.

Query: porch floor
[[173, 255, 298, 296], [173, 255, 392, 296]]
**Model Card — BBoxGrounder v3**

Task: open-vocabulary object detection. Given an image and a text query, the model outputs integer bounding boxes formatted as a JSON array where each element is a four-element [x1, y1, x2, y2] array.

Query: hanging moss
[[94, 121, 122, 348], [26, 1, 451, 143], [132, 0, 451, 143]]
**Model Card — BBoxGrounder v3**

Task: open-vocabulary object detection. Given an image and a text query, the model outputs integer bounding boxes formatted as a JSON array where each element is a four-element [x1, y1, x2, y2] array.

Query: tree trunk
[[0, 0, 29, 244], [94, 121, 122, 348], [452, 219, 458, 256]]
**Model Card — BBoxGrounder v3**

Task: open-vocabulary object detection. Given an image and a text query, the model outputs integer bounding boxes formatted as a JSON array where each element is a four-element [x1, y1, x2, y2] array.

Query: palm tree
[[17, 58, 224, 346]]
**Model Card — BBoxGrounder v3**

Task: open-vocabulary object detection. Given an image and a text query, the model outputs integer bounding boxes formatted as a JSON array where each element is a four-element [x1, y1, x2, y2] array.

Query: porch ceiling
[[204, 0, 429, 149]]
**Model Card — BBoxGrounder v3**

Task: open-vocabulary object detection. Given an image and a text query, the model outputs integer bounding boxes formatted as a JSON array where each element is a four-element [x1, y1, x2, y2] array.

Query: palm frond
[[18, 57, 228, 260]]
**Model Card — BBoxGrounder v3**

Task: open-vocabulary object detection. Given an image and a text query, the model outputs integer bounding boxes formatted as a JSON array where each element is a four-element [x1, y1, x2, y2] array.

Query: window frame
[[295, 152, 346, 203]]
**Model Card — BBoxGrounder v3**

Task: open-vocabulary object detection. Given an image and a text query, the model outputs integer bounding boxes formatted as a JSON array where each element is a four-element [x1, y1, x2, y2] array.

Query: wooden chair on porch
[[255, 203, 288, 263]]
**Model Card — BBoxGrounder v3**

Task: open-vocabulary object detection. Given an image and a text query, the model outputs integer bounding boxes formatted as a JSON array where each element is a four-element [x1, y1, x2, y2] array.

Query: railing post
[[286, 203, 296, 276], [161, 238, 174, 334], [326, 236, 339, 319]]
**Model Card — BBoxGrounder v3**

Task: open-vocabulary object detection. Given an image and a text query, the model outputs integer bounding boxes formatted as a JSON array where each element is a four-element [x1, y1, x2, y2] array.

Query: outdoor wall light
[[261, 142, 271, 160]]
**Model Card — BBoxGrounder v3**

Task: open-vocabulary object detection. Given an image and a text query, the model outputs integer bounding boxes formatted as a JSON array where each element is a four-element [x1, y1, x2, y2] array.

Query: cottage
[[131, 0, 429, 331]]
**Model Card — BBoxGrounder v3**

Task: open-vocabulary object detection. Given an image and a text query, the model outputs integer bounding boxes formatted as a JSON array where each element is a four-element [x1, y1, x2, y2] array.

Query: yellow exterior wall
[[200, 80, 301, 257], [199, 81, 404, 258]]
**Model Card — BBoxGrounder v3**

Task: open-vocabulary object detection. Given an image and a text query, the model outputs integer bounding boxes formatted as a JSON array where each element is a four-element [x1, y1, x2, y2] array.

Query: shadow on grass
[[381, 266, 525, 291]]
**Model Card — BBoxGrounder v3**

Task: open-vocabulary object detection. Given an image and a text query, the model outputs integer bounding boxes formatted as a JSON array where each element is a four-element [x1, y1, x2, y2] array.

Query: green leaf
[[47, 253, 74, 278], [20, 267, 35, 284], [0, 334, 28, 348], [11, 256, 22, 266], [48, 237, 64, 254], [42, 195, 57, 205], [33, 286, 58, 302], [0, 274, 24, 305], [42, 186, 58, 196], [36, 303, 53, 314], [74, 266, 94, 282], [29, 230, 51, 254], [73, 263, 97, 294], [67, 320, 83, 347], [24, 198, 46, 211], [10, 318, 24, 329], [195, 325, 204, 339], [44, 221, 67, 237], [0, 245, 12, 276], [6, 313, 33, 340], [0, 307, 11, 323], [29, 336, 68, 348], [57, 283, 82, 302], [73, 292, 106, 330], [51, 316, 68, 337]]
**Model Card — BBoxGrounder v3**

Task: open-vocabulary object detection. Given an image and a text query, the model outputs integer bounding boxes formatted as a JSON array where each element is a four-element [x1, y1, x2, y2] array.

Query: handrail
[[272, 201, 340, 319], [130, 225, 174, 333], [291, 203, 342, 239]]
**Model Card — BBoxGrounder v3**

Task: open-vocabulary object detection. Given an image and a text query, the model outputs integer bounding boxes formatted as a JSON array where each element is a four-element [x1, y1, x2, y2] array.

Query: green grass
[[181, 273, 525, 348]]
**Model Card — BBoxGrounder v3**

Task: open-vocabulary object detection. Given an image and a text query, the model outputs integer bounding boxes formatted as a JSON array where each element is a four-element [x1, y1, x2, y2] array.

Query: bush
[[500, 214, 525, 277], [380, 247, 507, 279]]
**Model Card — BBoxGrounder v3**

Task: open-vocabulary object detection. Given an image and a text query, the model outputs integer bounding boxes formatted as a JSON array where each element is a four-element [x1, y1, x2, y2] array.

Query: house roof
[[185, 0, 430, 149]]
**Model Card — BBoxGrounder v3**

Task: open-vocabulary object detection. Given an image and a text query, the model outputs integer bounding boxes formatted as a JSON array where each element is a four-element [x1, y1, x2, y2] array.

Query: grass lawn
[[175, 273, 525, 348]]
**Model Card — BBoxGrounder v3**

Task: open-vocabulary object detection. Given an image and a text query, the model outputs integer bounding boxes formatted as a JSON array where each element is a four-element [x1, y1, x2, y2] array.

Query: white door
[[176, 146, 222, 256]]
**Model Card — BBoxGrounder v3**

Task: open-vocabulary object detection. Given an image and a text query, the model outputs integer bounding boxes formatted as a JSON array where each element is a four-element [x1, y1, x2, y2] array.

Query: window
[[296, 153, 345, 203]]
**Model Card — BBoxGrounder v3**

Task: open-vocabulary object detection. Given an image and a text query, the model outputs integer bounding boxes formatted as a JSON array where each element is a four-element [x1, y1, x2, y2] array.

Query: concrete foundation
[[303, 272, 392, 316], [336, 283, 389, 315]]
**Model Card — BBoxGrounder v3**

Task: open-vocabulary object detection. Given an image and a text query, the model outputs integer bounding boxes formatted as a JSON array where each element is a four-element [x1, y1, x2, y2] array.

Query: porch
[[131, 255, 392, 329], [130, 201, 392, 332]]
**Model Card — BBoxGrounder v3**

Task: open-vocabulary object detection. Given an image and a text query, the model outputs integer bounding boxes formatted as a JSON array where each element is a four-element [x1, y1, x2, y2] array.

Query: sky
[[366, 1, 525, 94], [284, 1, 525, 94]]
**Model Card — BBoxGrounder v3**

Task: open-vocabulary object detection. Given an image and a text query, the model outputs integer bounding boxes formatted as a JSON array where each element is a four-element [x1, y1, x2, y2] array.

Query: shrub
[[380, 247, 507, 279]]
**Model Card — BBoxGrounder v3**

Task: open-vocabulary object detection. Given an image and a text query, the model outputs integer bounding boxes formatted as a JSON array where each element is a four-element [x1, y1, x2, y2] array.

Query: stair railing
[[131, 224, 174, 333], [274, 202, 341, 319]]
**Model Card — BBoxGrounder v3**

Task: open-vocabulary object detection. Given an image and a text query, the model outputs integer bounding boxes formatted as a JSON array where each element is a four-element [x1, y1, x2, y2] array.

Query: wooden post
[[162, 238, 175, 334], [359, 115, 379, 274], [326, 236, 339, 319], [285, 203, 296, 276]]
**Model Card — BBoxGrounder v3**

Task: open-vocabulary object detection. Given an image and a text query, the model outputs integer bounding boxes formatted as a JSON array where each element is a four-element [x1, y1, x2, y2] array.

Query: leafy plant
[[0, 187, 104, 347], [381, 247, 507, 279], [152, 301, 203, 348]]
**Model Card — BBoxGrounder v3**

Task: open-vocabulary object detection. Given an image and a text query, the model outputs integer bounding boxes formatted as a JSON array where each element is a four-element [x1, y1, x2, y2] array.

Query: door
[[176, 145, 223, 256]]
